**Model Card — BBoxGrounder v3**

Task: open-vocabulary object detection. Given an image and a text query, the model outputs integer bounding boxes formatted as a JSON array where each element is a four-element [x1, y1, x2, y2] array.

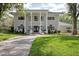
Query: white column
[[24, 14, 26, 34], [46, 12, 48, 33], [30, 12, 32, 34], [39, 12, 42, 33]]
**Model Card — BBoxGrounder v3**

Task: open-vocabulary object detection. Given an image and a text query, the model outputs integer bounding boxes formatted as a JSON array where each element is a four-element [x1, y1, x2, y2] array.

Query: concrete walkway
[[0, 34, 39, 56]]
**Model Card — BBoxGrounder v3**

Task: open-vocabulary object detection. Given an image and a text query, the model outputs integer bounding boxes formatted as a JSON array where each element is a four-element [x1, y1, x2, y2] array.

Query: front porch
[[24, 11, 48, 34]]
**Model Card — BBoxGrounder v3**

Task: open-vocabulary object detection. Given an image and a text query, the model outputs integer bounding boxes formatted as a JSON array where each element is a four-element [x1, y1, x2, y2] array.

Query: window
[[41, 16, 44, 21], [18, 16, 24, 20], [66, 27, 71, 32], [66, 27, 71, 29], [48, 17, 55, 20], [48, 17, 51, 20], [52, 17, 55, 20], [34, 16, 38, 21]]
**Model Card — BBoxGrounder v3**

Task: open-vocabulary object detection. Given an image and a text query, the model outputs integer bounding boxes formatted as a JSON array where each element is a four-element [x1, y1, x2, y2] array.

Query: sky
[[24, 3, 67, 12]]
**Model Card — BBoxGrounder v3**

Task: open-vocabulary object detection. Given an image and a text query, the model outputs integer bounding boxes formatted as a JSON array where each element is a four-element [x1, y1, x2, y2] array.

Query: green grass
[[30, 35, 79, 56], [0, 33, 17, 41]]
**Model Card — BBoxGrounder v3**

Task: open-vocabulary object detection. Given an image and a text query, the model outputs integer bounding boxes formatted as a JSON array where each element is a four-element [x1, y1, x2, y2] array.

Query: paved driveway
[[0, 34, 39, 56]]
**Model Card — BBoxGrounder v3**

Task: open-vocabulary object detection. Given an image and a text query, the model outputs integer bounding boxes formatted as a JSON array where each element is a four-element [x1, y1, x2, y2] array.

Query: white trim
[[39, 12, 41, 33], [46, 12, 48, 33], [24, 14, 27, 33], [30, 12, 32, 34]]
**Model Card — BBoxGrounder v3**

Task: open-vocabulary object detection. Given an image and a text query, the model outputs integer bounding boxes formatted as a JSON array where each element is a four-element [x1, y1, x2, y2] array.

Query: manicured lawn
[[30, 35, 79, 56], [0, 33, 17, 41]]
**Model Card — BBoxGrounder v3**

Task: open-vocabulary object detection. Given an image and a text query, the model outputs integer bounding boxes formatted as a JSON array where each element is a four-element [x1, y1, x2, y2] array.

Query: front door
[[33, 26, 39, 32]]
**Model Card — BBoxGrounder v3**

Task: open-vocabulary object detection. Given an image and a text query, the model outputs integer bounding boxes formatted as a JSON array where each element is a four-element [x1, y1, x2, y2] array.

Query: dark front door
[[33, 26, 39, 32]]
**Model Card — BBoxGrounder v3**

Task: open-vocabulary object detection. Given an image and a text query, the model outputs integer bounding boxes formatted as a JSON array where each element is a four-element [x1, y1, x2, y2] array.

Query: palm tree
[[67, 3, 79, 35]]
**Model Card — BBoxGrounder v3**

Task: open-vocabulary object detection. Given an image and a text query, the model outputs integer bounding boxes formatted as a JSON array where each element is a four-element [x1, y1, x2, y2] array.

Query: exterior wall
[[13, 10, 62, 33], [58, 25, 72, 32], [48, 12, 59, 30], [58, 25, 67, 32], [58, 22, 72, 32], [26, 12, 47, 33], [13, 12, 24, 31]]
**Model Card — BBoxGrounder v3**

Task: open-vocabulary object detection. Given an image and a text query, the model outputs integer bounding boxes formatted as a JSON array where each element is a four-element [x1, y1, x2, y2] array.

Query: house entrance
[[33, 26, 39, 32]]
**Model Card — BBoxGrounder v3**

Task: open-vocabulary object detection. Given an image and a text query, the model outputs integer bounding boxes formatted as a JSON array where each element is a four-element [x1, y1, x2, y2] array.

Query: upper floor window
[[18, 16, 24, 20], [34, 16, 38, 21], [41, 16, 44, 21], [48, 17, 55, 20]]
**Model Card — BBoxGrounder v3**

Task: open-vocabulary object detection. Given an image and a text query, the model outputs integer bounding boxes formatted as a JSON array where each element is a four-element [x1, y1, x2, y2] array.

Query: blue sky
[[24, 3, 67, 12]]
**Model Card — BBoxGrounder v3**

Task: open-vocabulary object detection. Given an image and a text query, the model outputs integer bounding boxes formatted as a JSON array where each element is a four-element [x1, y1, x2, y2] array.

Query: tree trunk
[[72, 16, 77, 35]]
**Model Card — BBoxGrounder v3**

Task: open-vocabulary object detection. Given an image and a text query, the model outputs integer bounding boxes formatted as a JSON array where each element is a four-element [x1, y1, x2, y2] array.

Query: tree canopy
[[67, 3, 79, 35], [0, 3, 25, 19], [59, 13, 72, 24], [0, 3, 12, 19]]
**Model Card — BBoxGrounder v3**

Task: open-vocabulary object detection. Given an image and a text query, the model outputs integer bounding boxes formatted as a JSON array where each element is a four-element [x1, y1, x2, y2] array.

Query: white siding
[[48, 12, 59, 30], [13, 10, 61, 33], [14, 12, 24, 31]]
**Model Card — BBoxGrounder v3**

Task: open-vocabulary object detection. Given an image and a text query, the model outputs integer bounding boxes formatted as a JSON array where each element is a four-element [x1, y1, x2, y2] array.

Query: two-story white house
[[12, 9, 71, 34]]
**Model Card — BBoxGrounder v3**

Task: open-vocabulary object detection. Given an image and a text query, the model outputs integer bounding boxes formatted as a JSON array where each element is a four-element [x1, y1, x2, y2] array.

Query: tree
[[15, 3, 26, 16], [0, 3, 25, 32], [67, 3, 79, 35], [0, 3, 25, 19], [59, 13, 72, 24], [0, 3, 12, 19]]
